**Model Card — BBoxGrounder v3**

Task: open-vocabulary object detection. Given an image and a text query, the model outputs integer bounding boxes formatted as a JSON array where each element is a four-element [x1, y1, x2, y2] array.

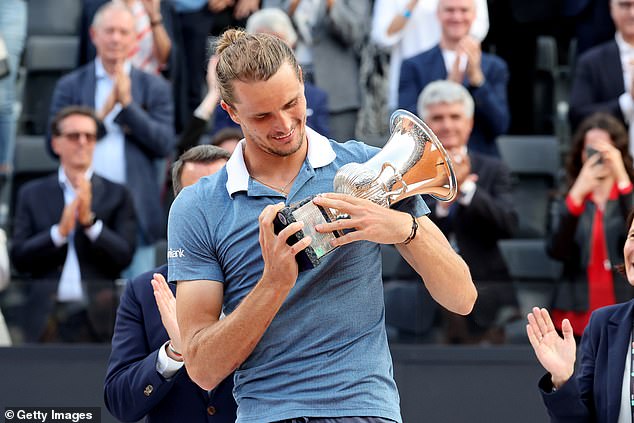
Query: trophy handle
[[373, 162, 409, 201]]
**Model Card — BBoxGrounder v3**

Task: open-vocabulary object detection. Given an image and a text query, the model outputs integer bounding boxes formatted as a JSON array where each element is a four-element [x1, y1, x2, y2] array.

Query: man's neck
[[99, 58, 119, 77], [62, 167, 88, 188], [439, 37, 460, 51], [243, 139, 308, 185]]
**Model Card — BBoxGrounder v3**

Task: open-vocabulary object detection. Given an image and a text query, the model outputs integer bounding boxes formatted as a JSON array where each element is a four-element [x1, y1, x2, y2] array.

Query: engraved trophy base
[[272, 196, 344, 271]]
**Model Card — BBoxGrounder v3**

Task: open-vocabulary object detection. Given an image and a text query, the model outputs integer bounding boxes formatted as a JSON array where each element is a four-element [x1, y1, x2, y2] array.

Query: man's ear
[[89, 26, 96, 46], [51, 137, 62, 157], [221, 100, 240, 125]]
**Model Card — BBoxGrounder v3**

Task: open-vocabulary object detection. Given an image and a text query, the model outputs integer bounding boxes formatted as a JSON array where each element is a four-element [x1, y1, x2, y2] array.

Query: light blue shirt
[[93, 58, 128, 184], [168, 128, 429, 422]]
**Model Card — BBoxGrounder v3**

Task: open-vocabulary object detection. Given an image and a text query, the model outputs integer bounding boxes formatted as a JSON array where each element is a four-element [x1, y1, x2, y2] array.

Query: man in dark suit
[[104, 145, 235, 423], [399, 0, 509, 156], [10, 105, 136, 342], [568, 0, 634, 137], [48, 1, 175, 279], [418, 80, 518, 342]]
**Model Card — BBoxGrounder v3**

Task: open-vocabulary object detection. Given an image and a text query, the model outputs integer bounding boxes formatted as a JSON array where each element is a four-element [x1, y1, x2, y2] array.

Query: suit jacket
[[104, 264, 236, 423], [48, 61, 176, 243], [568, 40, 625, 131], [539, 299, 634, 423], [547, 189, 633, 312], [427, 152, 517, 281], [398, 45, 510, 156], [10, 173, 137, 339]]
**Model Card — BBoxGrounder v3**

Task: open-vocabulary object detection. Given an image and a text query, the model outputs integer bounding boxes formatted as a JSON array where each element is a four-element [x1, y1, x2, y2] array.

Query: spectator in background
[[547, 112, 634, 339], [263, 0, 370, 142], [568, 0, 634, 157], [169, 0, 259, 120], [211, 127, 241, 154], [10, 106, 136, 343], [79, 0, 189, 132], [418, 80, 518, 343], [371, 0, 488, 112], [562, 0, 615, 56], [399, 0, 509, 156], [0, 0, 27, 176], [79, 0, 173, 75], [526, 210, 634, 421], [174, 54, 243, 157], [48, 1, 175, 279], [104, 145, 235, 423]]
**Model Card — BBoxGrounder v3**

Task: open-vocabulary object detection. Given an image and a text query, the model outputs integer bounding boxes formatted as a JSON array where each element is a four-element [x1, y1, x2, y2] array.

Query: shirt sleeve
[[167, 185, 224, 283], [156, 340, 184, 378]]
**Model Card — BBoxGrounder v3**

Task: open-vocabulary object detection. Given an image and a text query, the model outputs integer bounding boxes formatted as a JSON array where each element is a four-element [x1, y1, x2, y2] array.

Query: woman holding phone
[[546, 112, 634, 339], [527, 208, 634, 421]]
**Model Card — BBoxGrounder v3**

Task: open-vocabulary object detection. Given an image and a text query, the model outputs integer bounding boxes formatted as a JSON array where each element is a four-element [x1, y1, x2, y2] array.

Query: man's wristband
[[401, 213, 418, 245], [151, 17, 163, 27], [403, 9, 412, 18], [168, 341, 182, 359]]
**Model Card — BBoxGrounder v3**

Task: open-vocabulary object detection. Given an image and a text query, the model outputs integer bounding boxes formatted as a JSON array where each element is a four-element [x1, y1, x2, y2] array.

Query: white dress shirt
[[51, 168, 103, 302], [93, 58, 129, 184]]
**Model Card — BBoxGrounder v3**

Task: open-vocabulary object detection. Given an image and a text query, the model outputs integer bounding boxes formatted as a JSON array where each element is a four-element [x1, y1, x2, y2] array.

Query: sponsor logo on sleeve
[[167, 248, 185, 259]]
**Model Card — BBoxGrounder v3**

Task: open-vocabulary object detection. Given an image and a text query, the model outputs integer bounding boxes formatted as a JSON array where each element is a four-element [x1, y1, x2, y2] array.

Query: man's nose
[[273, 112, 293, 132]]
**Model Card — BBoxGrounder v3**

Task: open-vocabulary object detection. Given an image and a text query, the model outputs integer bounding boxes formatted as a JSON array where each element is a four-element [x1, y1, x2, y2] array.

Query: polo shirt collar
[[225, 126, 336, 196]]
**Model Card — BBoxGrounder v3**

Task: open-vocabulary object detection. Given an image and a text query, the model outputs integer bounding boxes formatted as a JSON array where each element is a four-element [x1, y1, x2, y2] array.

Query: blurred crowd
[[0, 0, 631, 347]]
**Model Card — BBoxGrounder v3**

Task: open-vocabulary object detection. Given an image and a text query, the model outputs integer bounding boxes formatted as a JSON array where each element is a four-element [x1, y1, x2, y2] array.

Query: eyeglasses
[[59, 132, 98, 143]]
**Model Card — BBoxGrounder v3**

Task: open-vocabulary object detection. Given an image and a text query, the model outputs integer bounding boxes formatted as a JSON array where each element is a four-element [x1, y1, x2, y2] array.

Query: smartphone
[[585, 146, 603, 165]]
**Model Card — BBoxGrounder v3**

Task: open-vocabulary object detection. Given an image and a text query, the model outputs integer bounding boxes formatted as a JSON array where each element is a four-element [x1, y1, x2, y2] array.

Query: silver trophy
[[273, 109, 457, 271]]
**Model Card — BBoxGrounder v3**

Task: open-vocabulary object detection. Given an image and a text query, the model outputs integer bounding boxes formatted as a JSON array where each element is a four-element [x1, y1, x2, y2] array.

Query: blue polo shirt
[[168, 128, 429, 423]]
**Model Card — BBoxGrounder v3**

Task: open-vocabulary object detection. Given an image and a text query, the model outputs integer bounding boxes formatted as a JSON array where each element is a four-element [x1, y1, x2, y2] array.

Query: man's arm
[[568, 50, 625, 130], [176, 203, 312, 391], [86, 184, 137, 271], [114, 72, 175, 158], [312, 194, 476, 315], [469, 55, 510, 139], [10, 184, 66, 273], [104, 276, 180, 422]]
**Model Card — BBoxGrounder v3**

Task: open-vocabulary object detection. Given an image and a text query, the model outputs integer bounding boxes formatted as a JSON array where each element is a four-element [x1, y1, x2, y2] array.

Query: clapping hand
[[58, 199, 79, 238], [151, 273, 181, 354], [75, 177, 94, 227], [526, 307, 576, 389], [234, 0, 259, 19]]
